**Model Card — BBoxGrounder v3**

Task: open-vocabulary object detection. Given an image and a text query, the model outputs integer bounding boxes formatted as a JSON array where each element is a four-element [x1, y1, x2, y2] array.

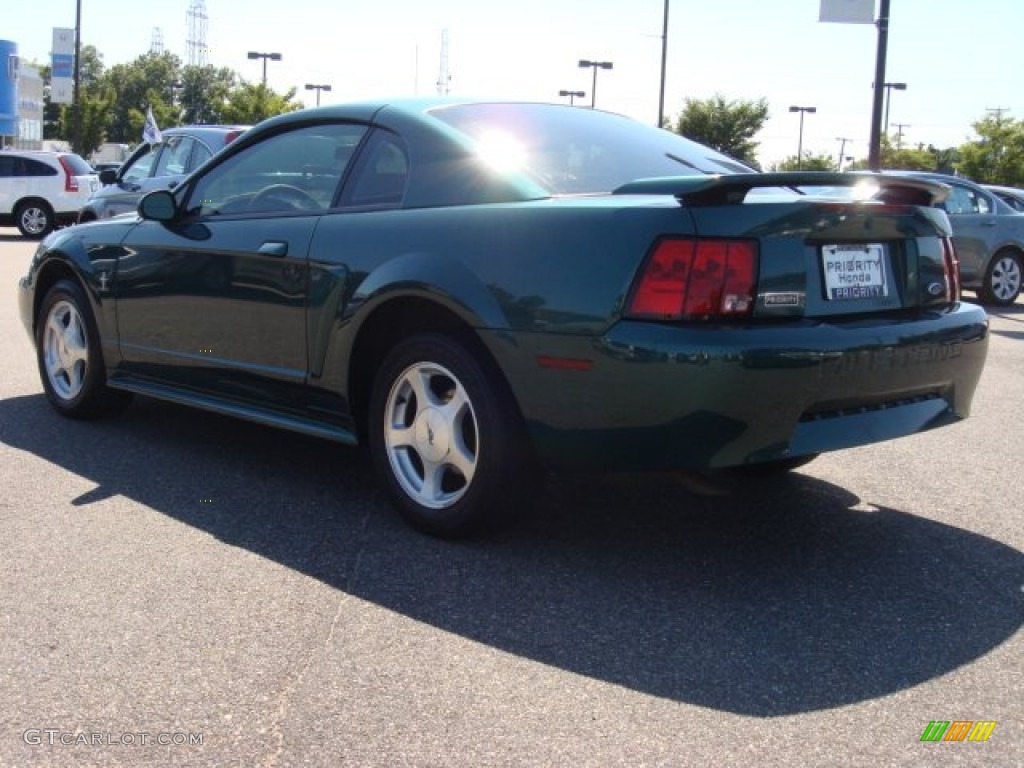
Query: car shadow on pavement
[[1, 393, 1021, 718]]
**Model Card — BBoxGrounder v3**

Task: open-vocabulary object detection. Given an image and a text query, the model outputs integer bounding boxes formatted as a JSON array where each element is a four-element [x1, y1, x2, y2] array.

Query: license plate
[[822, 244, 887, 300]]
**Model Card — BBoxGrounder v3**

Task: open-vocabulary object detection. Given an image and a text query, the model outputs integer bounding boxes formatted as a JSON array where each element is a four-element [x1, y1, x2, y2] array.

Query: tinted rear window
[[60, 154, 95, 176], [430, 103, 754, 195]]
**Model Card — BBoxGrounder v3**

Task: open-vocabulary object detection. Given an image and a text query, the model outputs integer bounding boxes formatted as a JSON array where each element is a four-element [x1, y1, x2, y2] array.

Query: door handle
[[258, 241, 288, 257], [981, 219, 997, 227]]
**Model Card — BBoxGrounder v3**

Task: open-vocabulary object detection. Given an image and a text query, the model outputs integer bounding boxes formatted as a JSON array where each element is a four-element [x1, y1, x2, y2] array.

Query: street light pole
[[558, 89, 585, 106], [305, 83, 332, 106], [882, 81, 907, 134], [868, 0, 891, 171], [789, 105, 817, 169], [247, 51, 282, 87], [578, 59, 613, 109], [658, 0, 669, 128]]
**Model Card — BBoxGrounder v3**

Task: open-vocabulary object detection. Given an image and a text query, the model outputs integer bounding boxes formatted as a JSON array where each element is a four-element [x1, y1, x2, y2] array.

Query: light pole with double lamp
[[789, 105, 817, 169], [577, 59, 613, 108], [305, 83, 332, 106], [558, 89, 585, 106], [247, 51, 282, 87]]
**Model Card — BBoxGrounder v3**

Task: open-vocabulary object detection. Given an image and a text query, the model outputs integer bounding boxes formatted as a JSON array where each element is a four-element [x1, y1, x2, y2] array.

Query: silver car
[[78, 125, 247, 223], [895, 172, 1024, 306]]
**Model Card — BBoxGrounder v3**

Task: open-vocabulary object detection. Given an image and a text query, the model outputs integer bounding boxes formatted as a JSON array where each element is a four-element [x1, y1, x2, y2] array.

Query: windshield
[[430, 102, 755, 195]]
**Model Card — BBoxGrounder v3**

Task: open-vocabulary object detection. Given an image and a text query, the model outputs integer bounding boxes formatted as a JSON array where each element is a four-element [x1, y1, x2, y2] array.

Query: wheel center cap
[[414, 408, 451, 463]]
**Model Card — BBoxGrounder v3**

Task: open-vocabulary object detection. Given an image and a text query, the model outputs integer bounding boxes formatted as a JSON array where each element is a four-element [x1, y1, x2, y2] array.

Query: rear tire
[[16, 200, 55, 239], [977, 249, 1022, 306], [36, 279, 132, 419], [369, 333, 534, 538]]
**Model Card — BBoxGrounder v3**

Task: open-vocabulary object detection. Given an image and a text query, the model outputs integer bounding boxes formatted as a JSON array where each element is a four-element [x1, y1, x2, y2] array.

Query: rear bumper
[[488, 303, 989, 471]]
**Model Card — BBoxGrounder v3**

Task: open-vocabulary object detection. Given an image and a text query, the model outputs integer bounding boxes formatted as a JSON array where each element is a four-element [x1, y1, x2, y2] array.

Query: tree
[[847, 135, 943, 173], [103, 51, 183, 143], [670, 95, 769, 167], [771, 152, 835, 172], [221, 82, 302, 125], [956, 114, 1024, 185], [177, 65, 237, 124]]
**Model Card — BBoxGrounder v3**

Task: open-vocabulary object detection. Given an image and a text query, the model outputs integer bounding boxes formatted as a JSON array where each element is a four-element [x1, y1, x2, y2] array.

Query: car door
[[941, 182, 998, 283], [101, 142, 164, 218], [113, 121, 368, 412]]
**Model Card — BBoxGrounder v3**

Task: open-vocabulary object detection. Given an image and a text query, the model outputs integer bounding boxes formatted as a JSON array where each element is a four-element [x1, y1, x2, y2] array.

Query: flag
[[143, 107, 162, 145], [819, 0, 876, 23]]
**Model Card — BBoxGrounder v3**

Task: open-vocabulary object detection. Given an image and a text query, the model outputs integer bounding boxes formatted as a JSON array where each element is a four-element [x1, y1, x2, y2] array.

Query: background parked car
[[77, 125, 248, 222], [983, 184, 1024, 213], [0, 150, 98, 238], [892, 172, 1024, 306]]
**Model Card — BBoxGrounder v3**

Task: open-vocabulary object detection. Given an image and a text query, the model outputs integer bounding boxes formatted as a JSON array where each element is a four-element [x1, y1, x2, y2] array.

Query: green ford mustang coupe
[[17, 100, 989, 537]]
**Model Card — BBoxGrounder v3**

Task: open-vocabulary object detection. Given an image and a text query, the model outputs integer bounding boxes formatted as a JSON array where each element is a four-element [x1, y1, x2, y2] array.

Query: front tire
[[977, 249, 1022, 306], [369, 333, 533, 537], [16, 200, 55, 239], [36, 280, 132, 419]]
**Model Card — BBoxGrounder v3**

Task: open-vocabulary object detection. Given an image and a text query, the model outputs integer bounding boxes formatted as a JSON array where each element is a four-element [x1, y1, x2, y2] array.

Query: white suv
[[0, 151, 99, 238]]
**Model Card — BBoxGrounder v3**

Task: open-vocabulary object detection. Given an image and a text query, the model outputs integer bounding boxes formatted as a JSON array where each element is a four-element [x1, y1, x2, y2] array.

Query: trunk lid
[[616, 172, 958, 319]]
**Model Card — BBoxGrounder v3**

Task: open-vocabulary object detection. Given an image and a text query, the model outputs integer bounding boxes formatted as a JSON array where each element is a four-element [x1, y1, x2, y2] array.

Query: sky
[[4, 0, 1021, 167]]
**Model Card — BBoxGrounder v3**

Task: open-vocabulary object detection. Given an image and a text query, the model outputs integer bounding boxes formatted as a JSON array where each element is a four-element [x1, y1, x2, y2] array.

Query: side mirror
[[99, 168, 117, 185], [139, 190, 177, 222]]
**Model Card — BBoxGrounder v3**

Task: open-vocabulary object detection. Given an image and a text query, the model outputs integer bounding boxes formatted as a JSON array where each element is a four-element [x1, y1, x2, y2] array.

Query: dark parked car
[[889, 172, 1024, 305], [18, 100, 989, 537], [77, 125, 248, 222]]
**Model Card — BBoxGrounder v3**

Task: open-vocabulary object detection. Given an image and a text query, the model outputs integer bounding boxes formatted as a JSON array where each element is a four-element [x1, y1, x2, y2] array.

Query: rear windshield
[[429, 102, 754, 195], [61, 154, 96, 175]]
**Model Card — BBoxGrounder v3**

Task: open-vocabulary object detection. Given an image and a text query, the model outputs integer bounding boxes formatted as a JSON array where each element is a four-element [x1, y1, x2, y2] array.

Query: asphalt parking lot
[[1, 228, 1021, 767]]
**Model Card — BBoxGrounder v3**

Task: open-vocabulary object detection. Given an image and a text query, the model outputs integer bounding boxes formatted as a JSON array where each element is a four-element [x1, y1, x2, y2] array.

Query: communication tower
[[150, 28, 165, 55], [186, 0, 209, 67], [436, 29, 451, 96]]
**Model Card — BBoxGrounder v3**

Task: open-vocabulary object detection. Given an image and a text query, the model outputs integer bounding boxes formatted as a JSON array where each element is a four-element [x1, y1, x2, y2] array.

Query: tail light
[[941, 236, 961, 302], [224, 129, 246, 145], [626, 237, 758, 321], [58, 156, 79, 192]]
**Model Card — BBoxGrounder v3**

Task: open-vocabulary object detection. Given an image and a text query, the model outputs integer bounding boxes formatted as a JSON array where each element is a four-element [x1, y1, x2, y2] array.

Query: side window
[[0, 156, 14, 177], [188, 141, 214, 172], [121, 145, 161, 183], [344, 132, 409, 207], [154, 136, 195, 177], [187, 122, 368, 216], [24, 159, 57, 177], [944, 186, 974, 215]]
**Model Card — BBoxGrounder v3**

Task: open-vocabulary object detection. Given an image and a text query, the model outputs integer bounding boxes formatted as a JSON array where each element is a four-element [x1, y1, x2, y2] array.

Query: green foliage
[[771, 152, 835, 172], [955, 115, 1024, 185], [177, 65, 238, 124], [220, 83, 303, 125], [846, 135, 953, 173], [671, 94, 769, 166]]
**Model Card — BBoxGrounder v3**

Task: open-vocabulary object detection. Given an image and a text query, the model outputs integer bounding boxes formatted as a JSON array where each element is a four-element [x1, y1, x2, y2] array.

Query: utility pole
[[893, 122, 910, 150], [836, 137, 852, 171], [72, 0, 82, 153]]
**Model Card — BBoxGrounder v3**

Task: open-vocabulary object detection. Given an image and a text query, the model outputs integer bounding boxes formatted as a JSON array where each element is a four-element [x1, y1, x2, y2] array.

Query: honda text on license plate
[[822, 243, 887, 300]]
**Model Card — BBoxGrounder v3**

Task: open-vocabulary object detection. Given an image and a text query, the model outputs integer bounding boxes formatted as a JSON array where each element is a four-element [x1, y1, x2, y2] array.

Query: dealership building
[[0, 39, 46, 150]]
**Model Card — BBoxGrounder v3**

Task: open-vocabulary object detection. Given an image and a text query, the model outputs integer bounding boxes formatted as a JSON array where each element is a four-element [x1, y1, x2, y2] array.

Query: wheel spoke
[[386, 421, 416, 449], [419, 459, 446, 502]]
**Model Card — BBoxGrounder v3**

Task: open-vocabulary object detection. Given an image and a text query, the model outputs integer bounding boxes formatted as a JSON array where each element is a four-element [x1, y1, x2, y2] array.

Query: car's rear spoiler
[[613, 172, 950, 207]]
